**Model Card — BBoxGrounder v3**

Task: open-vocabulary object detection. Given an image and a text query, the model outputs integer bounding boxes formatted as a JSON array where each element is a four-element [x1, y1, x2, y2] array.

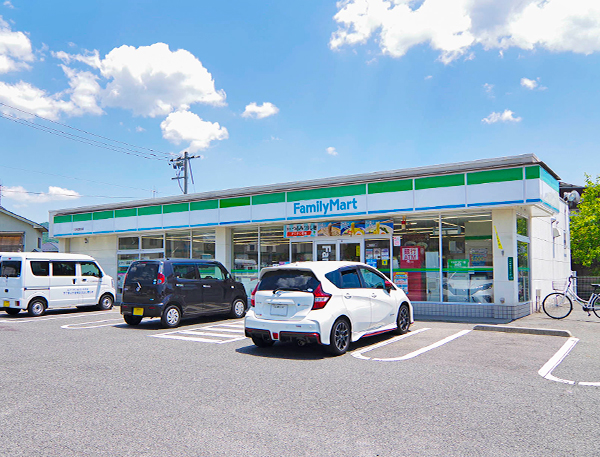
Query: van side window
[[198, 263, 224, 280], [31, 261, 50, 276], [172, 263, 199, 280], [81, 262, 102, 277], [0, 261, 21, 277], [52, 262, 76, 276]]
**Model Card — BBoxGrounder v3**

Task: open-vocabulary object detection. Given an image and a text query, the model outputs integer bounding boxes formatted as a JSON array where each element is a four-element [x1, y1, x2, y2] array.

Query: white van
[[0, 252, 116, 317]]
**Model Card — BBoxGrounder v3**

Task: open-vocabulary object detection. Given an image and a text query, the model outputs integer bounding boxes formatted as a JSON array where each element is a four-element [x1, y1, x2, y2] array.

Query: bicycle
[[542, 275, 600, 319]]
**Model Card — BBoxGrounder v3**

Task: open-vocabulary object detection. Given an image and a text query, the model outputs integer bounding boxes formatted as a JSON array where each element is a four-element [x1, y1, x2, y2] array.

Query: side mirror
[[384, 280, 395, 292]]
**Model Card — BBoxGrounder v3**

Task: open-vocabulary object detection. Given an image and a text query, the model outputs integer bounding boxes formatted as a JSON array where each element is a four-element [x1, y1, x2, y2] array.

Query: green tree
[[570, 175, 600, 272]]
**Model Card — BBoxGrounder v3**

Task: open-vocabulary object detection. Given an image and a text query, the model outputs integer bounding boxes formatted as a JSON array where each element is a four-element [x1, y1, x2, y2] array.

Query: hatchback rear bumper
[[245, 312, 325, 343], [245, 327, 322, 344], [120, 303, 164, 318]]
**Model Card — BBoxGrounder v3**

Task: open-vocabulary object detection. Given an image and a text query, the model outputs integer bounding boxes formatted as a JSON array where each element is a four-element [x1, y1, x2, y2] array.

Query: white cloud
[[424, 75, 432, 80], [0, 15, 34, 73], [0, 81, 74, 120], [326, 146, 339, 156], [521, 77, 538, 90], [135, 126, 145, 132], [60, 65, 103, 116], [3, 1, 14, 9], [482, 109, 522, 124], [160, 110, 228, 153], [242, 102, 279, 119], [331, 0, 600, 63], [483, 83, 495, 98], [2, 185, 80, 203]]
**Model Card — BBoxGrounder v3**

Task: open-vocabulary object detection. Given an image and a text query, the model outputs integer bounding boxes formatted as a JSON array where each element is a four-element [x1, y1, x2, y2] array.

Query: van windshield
[[126, 262, 159, 284], [0, 261, 22, 278]]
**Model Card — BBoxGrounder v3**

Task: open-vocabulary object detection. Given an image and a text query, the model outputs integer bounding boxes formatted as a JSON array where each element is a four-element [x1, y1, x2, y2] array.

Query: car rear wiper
[[273, 287, 305, 293]]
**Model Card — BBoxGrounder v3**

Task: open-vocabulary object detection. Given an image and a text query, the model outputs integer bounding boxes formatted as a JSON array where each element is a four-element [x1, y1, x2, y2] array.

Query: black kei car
[[121, 259, 248, 328]]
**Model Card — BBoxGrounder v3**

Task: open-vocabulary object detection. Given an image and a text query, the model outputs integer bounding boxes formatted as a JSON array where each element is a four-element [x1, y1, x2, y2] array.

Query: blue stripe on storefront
[[467, 200, 524, 207], [163, 225, 191, 229], [368, 208, 414, 214], [251, 217, 287, 223], [415, 204, 466, 211], [137, 226, 163, 231], [190, 223, 217, 227], [219, 220, 252, 225]]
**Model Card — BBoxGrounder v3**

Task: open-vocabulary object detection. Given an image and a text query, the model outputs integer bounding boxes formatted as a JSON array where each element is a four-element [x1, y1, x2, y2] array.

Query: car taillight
[[250, 283, 259, 307], [312, 284, 331, 310], [157, 273, 166, 285]]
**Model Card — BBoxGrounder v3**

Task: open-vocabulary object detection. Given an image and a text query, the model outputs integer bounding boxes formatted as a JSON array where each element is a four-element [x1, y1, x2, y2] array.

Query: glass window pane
[[166, 231, 190, 259], [30, 261, 49, 276], [80, 262, 101, 277], [518, 241, 530, 302], [52, 261, 76, 276], [442, 213, 493, 303], [118, 253, 140, 292], [517, 216, 529, 238], [233, 227, 259, 295], [340, 269, 361, 289], [359, 268, 387, 289], [172, 263, 199, 280], [260, 226, 289, 268], [198, 263, 224, 280], [317, 243, 337, 261], [192, 229, 215, 259], [365, 239, 391, 277], [142, 235, 164, 250], [292, 242, 313, 262], [118, 237, 139, 250], [393, 216, 440, 302], [0, 260, 21, 277]]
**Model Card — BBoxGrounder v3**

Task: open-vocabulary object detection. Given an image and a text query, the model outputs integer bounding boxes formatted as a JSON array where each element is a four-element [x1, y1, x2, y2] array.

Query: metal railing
[[573, 276, 600, 301]]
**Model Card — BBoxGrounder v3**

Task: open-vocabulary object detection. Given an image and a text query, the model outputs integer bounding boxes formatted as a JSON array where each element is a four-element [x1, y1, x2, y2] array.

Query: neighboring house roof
[[0, 207, 48, 232]]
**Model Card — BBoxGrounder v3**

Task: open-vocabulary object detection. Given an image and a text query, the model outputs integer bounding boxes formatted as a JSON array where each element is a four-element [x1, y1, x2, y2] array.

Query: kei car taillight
[[157, 273, 166, 285], [312, 284, 331, 310], [250, 283, 259, 307]]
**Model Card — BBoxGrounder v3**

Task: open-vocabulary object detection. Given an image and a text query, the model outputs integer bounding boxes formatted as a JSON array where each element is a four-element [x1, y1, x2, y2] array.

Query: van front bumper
[[120, 303, 164, 318]]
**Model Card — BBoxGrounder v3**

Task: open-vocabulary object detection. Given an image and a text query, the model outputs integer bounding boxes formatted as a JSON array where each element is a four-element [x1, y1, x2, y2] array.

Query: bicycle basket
[[552, 280, 569, 291]]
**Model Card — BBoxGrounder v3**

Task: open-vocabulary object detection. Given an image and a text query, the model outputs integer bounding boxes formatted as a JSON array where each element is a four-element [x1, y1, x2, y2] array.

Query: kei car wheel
[[251, 335, 275, 348], [394, 304, 411, 335], [5, 308, 20, 315], [327, 317, 351, 356], [161, 305, 182, 328], [97, 294, 114, 311], [28, 299, 46, 317], [229, 298, 247, 319], [124, 314, 143, 326]]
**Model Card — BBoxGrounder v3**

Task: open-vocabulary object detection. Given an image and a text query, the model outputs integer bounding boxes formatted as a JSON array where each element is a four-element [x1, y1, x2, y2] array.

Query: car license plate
[[133, 307, 144, 316], [3, 300, 9, 307], [271, 304, 287, 316]]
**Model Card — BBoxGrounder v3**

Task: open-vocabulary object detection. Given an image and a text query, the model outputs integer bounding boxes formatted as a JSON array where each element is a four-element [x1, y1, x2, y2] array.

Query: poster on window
[[285, 223, 317, 237], [470, 248, 488, 267], [393, 272, 409, 293], [365, 219, 393, 235]]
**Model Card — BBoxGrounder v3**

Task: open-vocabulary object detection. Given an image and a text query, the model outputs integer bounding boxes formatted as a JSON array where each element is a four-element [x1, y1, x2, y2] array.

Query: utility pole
[[170, 151, 201, 194]]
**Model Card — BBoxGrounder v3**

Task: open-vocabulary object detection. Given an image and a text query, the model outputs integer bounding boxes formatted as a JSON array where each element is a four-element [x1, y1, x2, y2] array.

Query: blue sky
[[1, 0, 599, 223]]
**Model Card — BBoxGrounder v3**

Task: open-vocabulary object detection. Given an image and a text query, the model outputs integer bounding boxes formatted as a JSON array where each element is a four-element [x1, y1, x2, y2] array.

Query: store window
[[166, 231, 190, 259], [142, 235, 164, 250], [192, 229, 215, 259], [260, 226, 289, 268], [442, 213, 493, 303], [118, 236, 139, 250], [233, 227, 259, 295], [292, 242, 313, 262], [365, 239, 391, 277], [517, 215, 530, 303], [392, 216, 440, 302]]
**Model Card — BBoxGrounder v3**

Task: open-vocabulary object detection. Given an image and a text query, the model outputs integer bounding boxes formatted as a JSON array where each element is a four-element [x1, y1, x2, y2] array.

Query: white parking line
[[537, 337, 600, 386], [61, 318, 124, 329], [352, 328, 472, 362], [150, 321, 247, 344], [0, 310, 119, 324]]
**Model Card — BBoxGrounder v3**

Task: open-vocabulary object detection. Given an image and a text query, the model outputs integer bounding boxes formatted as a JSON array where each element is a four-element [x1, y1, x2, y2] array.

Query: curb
[[473, 324, 572, 338]]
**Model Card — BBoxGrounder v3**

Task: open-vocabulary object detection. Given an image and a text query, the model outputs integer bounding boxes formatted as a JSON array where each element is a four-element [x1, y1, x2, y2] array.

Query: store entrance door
[[316, 242, 337, 261], [339, 240, 361, 262]]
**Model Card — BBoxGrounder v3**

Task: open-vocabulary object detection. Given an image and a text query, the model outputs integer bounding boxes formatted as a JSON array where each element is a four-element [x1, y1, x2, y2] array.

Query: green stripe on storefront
[[190, 200, 218, 211], [92, 211, 114, 220], [442, 268, 493, 272], [287, 184, 366, 202], [395, 268, 441, 272], [220, 196, 251, 208], [163, 203, 189, 214], [54, 215, 72, 224], [464, 235, 493, 240], [138, 205, 162, 216], [415, 174, 464, 190], [252, 193, 286, 205], [115, 208, 137, 218], [368, 179, 413, 194], [73, 213, 92, 222], [525, 166, 540, 179], [467, 168, 523, 185]]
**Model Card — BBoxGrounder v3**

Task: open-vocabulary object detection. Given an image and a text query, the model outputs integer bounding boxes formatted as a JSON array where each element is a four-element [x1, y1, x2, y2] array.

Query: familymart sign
[[287, 195, 367, 219]]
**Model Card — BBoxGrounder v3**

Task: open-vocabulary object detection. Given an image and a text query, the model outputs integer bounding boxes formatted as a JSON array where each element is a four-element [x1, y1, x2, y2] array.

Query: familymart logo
[[292, 197, 363, 216]]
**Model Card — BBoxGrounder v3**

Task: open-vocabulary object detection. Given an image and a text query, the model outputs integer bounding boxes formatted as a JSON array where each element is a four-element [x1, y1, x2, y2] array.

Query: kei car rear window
[[125, 262, 159, 283], [0, 261, 21, 277], [258, 270, 320, 292]]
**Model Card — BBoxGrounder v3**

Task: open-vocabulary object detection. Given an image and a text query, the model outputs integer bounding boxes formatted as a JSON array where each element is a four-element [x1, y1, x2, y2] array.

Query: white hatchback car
[[244, 261, 414, 355]]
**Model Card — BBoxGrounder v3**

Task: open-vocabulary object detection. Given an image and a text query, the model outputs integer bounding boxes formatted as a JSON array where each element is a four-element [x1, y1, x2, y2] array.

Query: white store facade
[[50, 154, 571, 321]]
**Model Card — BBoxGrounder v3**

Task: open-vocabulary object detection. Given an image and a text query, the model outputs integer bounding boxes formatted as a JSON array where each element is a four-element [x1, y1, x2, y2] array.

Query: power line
[[0, 101, 173, 159]]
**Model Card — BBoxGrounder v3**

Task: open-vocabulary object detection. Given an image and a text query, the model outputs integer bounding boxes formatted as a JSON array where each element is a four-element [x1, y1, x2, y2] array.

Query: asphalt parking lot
[[1, 307, 599, 457]]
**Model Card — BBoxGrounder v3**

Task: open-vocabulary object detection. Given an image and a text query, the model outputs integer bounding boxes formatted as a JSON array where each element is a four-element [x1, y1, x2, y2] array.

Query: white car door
[[50, 261, 82, 307], [338, 267, 372, 334], [358, 267, 396, 329], [79, 261, 103, 306]]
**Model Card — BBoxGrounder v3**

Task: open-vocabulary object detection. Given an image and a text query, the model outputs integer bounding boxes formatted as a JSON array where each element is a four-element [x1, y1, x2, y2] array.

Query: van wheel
[[5, 308, 20, 315], [161, 305, 181, 328], [28, 299, 46, 317], [229, 298, 247, 319], [97, 294, 114, 310], [124, 314, 143, 326]]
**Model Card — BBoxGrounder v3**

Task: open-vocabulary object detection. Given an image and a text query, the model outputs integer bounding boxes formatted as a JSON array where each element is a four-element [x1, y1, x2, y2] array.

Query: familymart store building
[[50, 154, 571, 321]]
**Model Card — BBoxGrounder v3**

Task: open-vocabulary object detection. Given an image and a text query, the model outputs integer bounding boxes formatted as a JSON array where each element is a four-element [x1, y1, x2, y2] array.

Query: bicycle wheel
[[542, 293, 573, 319], [591, 296, 600, 319]]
